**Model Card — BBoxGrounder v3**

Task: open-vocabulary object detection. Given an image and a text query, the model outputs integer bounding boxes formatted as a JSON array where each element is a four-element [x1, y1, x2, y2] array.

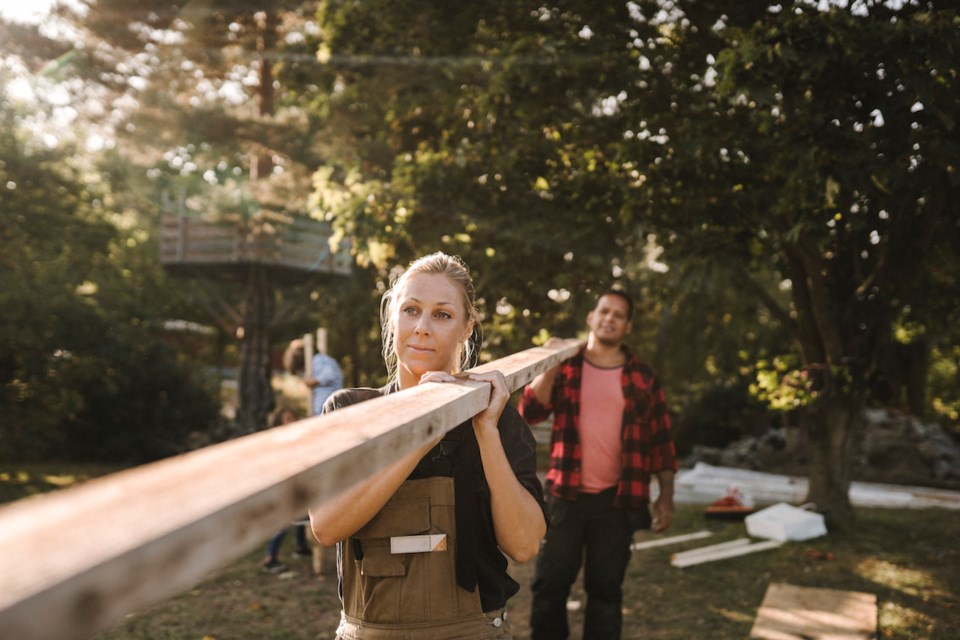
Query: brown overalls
[[336, 476, 511, 640]]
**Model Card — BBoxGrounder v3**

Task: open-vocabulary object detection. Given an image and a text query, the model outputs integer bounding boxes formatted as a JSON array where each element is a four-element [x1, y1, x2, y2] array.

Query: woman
[[310, 253, 546, 640], [309, 252, 547, 639]]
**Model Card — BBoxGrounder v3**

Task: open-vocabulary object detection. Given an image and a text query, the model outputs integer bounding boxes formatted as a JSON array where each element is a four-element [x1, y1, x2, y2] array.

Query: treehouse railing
[[159, 213, 352, 275], [0, 340, 582, 640]]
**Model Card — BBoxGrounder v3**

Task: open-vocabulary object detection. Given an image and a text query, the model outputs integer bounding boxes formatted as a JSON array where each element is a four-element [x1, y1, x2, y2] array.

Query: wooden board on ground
[[749, 582, 877, 640], [670, 538, 783, 568], [630, 529, 712, 551]]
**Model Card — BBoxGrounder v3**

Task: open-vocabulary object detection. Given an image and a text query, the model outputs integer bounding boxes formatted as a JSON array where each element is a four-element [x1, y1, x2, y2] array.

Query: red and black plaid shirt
[[519, 345, 677, 508]]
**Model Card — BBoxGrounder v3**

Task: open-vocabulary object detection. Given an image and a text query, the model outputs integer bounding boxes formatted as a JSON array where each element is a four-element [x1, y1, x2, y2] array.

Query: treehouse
[[160, 212, 351, 282], [158, 196, 353, 432]]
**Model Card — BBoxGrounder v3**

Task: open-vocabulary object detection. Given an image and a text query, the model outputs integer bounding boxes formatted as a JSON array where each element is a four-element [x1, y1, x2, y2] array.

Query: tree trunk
[[236, 9, 280, 431], [903, 338, 929, 417], [237, 264, 275, 432], [803, 390, 866, 532], [251, 9, 277, 182]]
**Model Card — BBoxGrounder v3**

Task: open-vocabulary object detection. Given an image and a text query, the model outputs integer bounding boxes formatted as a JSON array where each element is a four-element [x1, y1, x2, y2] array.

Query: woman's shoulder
[[322, 386, 387, 413], [499, 403, 535, 443], [500, 402, 524, 425]]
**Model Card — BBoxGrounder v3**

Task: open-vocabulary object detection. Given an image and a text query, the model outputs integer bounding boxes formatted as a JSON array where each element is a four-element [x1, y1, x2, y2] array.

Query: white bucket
[[745, 503, 827, 542]]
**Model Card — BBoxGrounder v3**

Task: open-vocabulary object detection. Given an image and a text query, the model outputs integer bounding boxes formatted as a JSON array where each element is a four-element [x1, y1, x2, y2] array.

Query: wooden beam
[[630, 530, 713, 551], [671, 538, 784, 568], [670, 538, 752, 562], [0, 340, 582, 640]]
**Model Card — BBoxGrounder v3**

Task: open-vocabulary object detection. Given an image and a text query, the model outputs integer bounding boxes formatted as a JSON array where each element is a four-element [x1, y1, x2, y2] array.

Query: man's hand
[[651, 495, 674, 532]]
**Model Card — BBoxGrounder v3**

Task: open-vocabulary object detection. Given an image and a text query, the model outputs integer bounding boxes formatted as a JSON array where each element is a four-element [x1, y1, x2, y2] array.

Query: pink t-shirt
[[579, 362, 625, 493]]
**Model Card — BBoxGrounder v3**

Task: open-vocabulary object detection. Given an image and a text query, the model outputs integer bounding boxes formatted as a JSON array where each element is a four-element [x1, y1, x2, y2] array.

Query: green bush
[[672, 378, 774, 457], [2, 313, 220, 464]]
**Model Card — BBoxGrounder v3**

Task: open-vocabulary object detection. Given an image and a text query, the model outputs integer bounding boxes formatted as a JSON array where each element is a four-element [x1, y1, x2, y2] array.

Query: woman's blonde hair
[[380, 252, 482, 385]]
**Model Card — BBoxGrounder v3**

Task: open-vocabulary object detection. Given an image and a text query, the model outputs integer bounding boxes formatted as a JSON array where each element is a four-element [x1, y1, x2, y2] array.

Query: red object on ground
[[704, 489, 757, 519]]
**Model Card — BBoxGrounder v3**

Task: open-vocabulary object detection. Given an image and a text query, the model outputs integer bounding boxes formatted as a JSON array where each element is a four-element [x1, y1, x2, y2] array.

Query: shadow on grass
[[89, 505, 959, 640], [4, 463, 957, 639]]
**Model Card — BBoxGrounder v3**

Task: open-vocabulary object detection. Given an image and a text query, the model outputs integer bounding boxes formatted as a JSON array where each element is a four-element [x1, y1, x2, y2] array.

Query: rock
[[685, 410, 960, 490]]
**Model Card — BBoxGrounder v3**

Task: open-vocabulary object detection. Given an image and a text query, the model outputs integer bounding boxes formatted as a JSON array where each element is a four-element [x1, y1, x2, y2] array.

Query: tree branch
[[730, 264, 799, 342]]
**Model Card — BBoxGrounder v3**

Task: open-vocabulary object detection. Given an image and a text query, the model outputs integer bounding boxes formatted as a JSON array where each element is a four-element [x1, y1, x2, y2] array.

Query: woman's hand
[[465, 370, 509, 436], [418, 368, 544, 561], [418, 370, 457, 385], [419, 370, 508, 435]]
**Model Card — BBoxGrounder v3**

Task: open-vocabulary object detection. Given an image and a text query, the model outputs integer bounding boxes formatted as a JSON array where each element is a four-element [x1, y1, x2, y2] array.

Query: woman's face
[[394, 272, 472, 388]]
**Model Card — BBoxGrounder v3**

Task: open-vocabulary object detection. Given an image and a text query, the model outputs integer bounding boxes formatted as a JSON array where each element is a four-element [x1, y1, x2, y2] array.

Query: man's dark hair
[[282, 339, 306, 374], [596, 288, 634, 320]]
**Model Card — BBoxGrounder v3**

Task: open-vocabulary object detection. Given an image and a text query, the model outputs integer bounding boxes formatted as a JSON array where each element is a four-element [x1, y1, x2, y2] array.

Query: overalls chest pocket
[[343, 476, 479, 625], [354, 495, 432, 577]]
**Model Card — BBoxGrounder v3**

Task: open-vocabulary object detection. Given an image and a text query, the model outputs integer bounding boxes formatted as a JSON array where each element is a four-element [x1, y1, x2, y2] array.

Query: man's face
[[587, 294, 632, 347]]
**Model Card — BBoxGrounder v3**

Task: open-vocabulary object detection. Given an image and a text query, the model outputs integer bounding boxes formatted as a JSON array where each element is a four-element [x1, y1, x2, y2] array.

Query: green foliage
[[311, 2, 644, 291], [0, 113, 219, 463], [297, 3, 960, 521], [929, 344, 960, 429], [672, 378, 772, 456], [707, 6, 958, 423], [5, 1, 959, 471], [750, 356, 838, 413]]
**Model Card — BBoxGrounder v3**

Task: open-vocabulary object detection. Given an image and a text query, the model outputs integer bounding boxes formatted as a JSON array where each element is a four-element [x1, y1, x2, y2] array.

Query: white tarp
[[745, 503, 828, 542], [668, 462, 960, 510]]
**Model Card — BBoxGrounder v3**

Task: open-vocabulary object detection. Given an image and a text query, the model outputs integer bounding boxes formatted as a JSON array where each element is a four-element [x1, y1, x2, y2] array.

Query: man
[[283, 331, 343, 416], [521, 289, 677, 640], [305, 347, 343, 416]]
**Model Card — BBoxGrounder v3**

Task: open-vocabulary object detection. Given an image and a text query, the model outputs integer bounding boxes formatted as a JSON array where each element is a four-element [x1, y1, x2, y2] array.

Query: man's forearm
[[655, 469, 675, 500], [528, 366, 559, 406]]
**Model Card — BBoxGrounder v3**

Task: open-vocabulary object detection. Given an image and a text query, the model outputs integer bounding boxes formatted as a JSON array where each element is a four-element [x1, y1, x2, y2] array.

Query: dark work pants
[[529, 489, 633, 640], [267, 524, 307, 560]]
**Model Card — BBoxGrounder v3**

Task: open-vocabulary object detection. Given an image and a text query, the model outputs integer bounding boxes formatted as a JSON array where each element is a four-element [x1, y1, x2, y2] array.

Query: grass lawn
[[3, 463, 957, 639]]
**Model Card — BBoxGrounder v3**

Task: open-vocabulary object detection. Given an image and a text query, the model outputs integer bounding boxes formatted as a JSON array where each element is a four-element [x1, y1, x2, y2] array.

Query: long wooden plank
[[0, 340, 582, 640], [630, 530, 713, 551], [670, 538, 752, 562], [671, 539, 784, 568]]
